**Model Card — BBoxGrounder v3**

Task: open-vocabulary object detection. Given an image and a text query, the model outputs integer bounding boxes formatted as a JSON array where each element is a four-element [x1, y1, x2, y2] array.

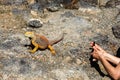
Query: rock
[[47, 6, 59, 12], [27, 0, 35, 4], [12, 8, 23, 15], [105, 0, 120, 8], [50, 68, 90, 80], [61, 11, 75, 18], [29, 0, 60, 12], [0, 0, 27, 5], [48, 0, 63, 11], [27, 19, 43, 28], [29, 3, 44, 12], [98, 0, 110, 6], [0, 33, 30, 54], [9, 33, 30, 46], [116, 5, 120, 9], [92, 34, 109, 46], [102, 76, 110, 80], [116, 14, 120, 22], [0, 38, 20, 49], [63, 56, 72, 63], [61, 0, 79, 9], [76, 59, 82, 65], [78, 7, 101, 15], [112, 24, 120, 39]]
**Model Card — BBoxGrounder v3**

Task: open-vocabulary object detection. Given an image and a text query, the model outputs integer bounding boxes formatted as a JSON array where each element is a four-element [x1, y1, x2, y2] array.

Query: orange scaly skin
[[25, 32, 63, 55]]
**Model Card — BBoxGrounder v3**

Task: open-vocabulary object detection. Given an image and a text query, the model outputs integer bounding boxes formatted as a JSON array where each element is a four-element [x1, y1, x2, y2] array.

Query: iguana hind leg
[[48, 45, 56, 55]]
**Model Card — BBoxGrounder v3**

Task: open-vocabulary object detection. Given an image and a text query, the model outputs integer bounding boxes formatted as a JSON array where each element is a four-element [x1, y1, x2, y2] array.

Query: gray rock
[[92, 34, 109, 45], [116, 14, 120, 22], [112, 24, 120, 39], [116, 5, 120, 9], [9, 33, 30, 46], [27, 19, 43, 28], [29, 3, 44, 12], [0, 33, 30, 54], [0, 0, 27, 5], [105, 0, 120, 8], [98, 0, 110, 6], [61, 11, 75, 18], [47, 6, 59, 12]]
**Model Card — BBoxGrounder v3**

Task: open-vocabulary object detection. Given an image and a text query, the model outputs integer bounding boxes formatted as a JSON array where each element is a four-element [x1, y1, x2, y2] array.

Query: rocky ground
[[0, 0, 120, 80]]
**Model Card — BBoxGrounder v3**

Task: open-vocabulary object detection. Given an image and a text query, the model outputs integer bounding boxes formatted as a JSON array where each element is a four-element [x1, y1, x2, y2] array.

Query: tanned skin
[[90, 42, 120, 80], [25, 32, 64, 55]]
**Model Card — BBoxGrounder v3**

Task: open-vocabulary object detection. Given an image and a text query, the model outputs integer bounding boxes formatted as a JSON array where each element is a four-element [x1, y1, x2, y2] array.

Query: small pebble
[[76, 59, 82, 65], [27, 19, 43, 28], [47, 6, 59, 12], [63, 56, 72, 63]]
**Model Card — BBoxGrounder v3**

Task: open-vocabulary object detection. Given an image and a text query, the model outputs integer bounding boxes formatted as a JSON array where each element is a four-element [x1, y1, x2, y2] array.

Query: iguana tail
[[49, 33, 64, 46]]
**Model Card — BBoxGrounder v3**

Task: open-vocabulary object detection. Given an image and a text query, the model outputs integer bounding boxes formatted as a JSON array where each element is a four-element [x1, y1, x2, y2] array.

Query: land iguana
[[25, 32, 64, 55]]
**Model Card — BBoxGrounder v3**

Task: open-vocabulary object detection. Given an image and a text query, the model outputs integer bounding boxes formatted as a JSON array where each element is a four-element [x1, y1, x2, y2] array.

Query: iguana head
[[25, 32, 35, 38]]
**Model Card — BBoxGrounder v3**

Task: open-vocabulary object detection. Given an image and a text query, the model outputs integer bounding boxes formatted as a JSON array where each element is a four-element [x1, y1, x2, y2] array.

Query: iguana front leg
[[29, 40, 39, 53], [48, 45, 56, 55]]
